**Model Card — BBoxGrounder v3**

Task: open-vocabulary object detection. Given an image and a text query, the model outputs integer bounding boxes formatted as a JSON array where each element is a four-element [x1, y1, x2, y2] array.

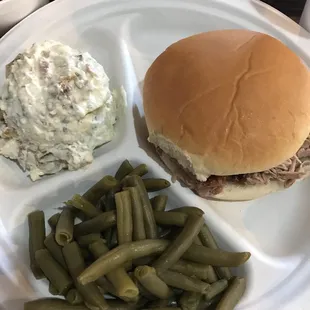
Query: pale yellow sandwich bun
[[143, 29, 310, 200]]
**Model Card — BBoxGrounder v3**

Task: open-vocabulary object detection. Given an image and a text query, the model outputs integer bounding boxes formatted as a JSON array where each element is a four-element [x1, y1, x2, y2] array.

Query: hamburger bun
[[208, 181, 285, 201], [143, 29, 310, 200]]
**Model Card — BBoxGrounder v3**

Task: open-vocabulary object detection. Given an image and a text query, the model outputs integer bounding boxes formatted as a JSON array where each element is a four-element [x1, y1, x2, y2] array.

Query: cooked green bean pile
[[25, 160, 250, 310]]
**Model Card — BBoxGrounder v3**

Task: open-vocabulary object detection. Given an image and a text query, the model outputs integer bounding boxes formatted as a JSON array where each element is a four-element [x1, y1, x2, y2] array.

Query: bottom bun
[[210, 181, 285, 202], [157, 147, 297, 201]]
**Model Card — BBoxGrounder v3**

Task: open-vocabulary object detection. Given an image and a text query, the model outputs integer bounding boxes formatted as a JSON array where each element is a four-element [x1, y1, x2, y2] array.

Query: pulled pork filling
[[157, 135, 310, 197]]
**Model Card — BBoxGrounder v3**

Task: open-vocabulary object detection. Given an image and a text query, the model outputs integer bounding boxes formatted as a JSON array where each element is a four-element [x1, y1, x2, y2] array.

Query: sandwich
[[143, 29, 310, 201]]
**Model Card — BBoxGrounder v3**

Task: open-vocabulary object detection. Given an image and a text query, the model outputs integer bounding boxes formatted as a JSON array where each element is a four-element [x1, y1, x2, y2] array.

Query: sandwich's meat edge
[[156, 135, 310, 197]]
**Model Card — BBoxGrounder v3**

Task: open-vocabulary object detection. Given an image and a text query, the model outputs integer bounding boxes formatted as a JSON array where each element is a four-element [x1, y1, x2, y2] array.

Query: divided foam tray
[[0, 1, 310, 309]]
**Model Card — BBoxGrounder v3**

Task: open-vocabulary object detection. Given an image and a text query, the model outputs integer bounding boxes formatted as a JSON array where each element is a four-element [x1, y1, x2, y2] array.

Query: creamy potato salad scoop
[[0, 40, 124, 180]]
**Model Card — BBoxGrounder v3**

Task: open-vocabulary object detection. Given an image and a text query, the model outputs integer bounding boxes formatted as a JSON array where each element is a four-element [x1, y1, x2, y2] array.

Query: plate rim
[[0, 1, 310, 310], [0, 0, 310, 45]]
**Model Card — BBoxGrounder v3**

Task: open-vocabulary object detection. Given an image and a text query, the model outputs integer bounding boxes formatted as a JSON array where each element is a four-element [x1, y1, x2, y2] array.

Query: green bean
[[198, 223, 232, 280], [207, 266, 219, 283], [107, 268, 139, 301], [55, 208, 74, 246], [142, 179, 171, 192], [24, 298, 89, 310], [128, 164, 148, 177], [169, 259, 209, 281], [193, 236, 202, 245], [66, 194, 101, 219], [156, 269, 210, 294], [154, 211, 187, 227], [26, 165, 249, 310], [66, 289, 83, 305], [131, 276, 157, 301], [199, 223, 232, 279], [88, 239, 109, 257], [96, 277, 118, 296], [115, 160, 134, 181], [71, 209, 86, 222], [44, 233, 67, 270], [77, 233, 102, 247], [205, 279, 228, 301], [182, 244, 251, 267], [74, 211, 116, 236], [139, 288, 157, 301], [216, 277, 246, 310], [170, 208, 232, 280], [48, 213, 61, 231], [123, 176, 157, 239], [134, 266, 173, 299], [115, 191, 133, 245], [103, 186, 120, 212], [170, 207, 204, 216], [78, 240, 170, 284], [35, 249, 72, 295], [157, 212, 223, 271], [158, 211, 211, 237], [62, 242, 109, 310], [28, 211, 46, 279], [89, 240, 139, 301], [102, 188, 119, 247], [96, 194, 106, 212], [48, 283, 59, 296], [152, 214, 204, 269], [199, 224, 217, 248], [150, 195, 168, 212], [169, 208, 209, 238], [83, 175, 118, 205], [129, 187, 146, 241], [179, 291, 202, 310], [215, 267, 232, 281], [78, 239, 250, 285]]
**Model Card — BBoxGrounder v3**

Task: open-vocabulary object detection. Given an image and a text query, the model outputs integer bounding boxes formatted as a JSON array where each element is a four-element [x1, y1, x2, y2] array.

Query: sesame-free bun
[[212, 181, 284, 201], [143, 29, 310, 182]]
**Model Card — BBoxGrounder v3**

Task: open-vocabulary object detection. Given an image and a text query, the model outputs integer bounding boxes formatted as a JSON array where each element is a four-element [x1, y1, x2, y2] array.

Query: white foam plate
[[0, 0, 310, 309]]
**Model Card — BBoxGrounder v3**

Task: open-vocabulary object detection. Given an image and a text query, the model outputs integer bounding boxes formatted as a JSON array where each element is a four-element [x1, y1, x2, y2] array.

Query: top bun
[[143, 29, 310, 181]]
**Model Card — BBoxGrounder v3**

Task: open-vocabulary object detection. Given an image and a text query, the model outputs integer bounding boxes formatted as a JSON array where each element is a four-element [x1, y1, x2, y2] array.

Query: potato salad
[[0, 40, 124, 180]]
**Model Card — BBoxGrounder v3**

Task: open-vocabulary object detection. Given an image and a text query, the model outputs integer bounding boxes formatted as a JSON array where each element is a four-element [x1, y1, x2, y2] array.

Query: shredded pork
[[157, 135, 310, 197]]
